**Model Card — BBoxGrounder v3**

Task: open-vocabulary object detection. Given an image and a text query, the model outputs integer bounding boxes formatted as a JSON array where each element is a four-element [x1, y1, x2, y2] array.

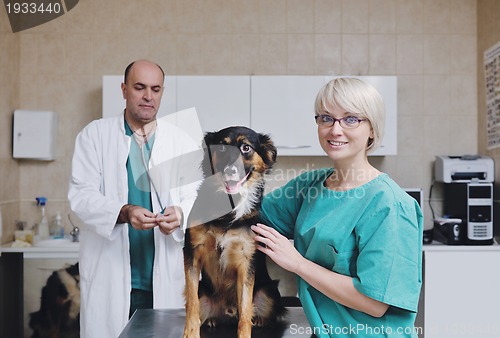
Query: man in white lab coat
[[68, 60, 201, 338]]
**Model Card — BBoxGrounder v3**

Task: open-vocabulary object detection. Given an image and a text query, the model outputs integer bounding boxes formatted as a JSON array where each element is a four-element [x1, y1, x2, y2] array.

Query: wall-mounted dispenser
[[12, 110, 57, 160]]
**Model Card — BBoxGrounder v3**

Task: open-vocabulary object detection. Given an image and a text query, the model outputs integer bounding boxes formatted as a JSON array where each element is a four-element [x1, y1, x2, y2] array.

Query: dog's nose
[[224, 166, 238, 176]]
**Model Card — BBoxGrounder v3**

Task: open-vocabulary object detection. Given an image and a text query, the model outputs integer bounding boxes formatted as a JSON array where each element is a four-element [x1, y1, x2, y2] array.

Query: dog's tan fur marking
[[57, 269, 80, 320]]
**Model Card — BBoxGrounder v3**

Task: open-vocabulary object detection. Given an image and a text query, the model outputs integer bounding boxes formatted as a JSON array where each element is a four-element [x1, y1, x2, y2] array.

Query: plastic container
[[51, 211, 64, 238], [36, 197, 49, 240]]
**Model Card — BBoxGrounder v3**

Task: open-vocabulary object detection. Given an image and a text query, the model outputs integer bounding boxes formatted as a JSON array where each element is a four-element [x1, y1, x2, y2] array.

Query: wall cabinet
[[103, 75, 397, 156], [176, 76, 250, 132], [251, 76, 326, 156]]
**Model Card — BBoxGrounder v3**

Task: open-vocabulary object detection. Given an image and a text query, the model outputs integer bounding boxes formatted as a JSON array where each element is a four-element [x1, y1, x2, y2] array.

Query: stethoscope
[[128, 118, 165, 213]]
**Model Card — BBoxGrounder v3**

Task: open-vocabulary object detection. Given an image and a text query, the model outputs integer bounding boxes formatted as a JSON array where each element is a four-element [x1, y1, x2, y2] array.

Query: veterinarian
[[252, 77, 423, 338], [68, 59, 201, 338]]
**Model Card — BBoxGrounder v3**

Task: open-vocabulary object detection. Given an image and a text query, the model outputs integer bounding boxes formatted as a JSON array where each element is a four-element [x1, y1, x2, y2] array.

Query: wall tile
[[341, 34, 369, 75], [232, 0, 260, 34], [260, 0, 287, 33], [451, 0, 476, 35], [91, 0, 122, 34], [204, 0, 233, 34], [424, 35, 450, 75], [314, 0, 342, 34], [448, 115, 478, 155], [423, 0, 451, 34], [396, 35, 424, 75], [258, 35, 287, 74], [176, 34, 204, 74], [148, 34, 178, 75], [423, 75, 451, 117], [397, 75, 424, 117], [397, 115, 425, 155], [232, 34, 260, 74], [396, 0, 423, 34], [287, 0, 314, 34], [65, 34, 93, 75], [369, 0, 396, 34], [91, 33, 130, 76], [176, 0, 205, 34], [314, 34, 342, 75], [63, 0, 94, 33], [342, 0, 369, 34], [450, 75, 477, 117], [0, 5, 13, 32], [203, 35, 233, 74], [287, 34, 314, 74], [369, 34, 396, 75], [423, 114, 452, 155], [450, 34, 477, 75], [19, 34, 38, 77]]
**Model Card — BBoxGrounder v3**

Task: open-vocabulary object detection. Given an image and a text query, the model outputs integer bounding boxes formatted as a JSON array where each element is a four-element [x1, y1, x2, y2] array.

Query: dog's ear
[[202, 132, 217, 175], [203, 131, 215, 146], [258, 133, 277, 167]]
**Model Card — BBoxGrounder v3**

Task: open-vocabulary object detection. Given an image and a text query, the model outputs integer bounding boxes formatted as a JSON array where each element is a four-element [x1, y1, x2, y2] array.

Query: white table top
[[0, 241, 79, 259]]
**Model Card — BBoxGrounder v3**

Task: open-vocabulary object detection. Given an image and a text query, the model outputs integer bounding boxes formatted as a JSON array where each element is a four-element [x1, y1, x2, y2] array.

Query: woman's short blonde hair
[[314, 77, 385, 153]]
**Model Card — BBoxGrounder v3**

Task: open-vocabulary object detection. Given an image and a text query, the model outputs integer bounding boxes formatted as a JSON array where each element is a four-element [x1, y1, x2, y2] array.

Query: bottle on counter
[[51, 211, 64, 238], [36, 197, 49, 240]]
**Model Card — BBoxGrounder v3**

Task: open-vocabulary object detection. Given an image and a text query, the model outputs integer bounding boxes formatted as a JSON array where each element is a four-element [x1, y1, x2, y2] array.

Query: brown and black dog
[[182, 126, 286, 338]]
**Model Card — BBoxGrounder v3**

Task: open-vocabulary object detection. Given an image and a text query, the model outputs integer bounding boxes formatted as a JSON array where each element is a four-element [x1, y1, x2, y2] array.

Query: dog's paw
[[182, 326, 200, 338], [237, 320, 253, 338]]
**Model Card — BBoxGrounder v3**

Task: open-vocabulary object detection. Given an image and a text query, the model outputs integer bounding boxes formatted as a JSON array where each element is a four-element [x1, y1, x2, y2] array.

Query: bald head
[[124, 60, 165, 85]]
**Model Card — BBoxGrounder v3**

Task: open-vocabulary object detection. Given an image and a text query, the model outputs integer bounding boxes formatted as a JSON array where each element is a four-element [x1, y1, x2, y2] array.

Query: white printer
[[434, 155, 495, 245], [435, 155, 494, 183]]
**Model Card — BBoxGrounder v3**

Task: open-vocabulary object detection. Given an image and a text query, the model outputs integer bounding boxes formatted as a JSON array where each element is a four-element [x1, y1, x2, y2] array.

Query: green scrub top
[[261, 168, 423, 338], [125, 122, 155, 292]]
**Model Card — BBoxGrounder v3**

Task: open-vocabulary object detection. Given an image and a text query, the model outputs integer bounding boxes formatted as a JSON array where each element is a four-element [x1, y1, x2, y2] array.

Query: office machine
[[434, 155, 494, 245]]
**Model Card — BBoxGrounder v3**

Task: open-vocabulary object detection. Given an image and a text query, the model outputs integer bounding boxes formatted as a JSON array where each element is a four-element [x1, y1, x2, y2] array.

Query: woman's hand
[[156, 206, 183, 235], [251, 223, 304, 274]]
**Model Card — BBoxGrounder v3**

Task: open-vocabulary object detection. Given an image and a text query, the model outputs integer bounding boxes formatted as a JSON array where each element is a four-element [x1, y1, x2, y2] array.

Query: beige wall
[[0, 12, 20, 243], [478, 0, 500, 238], [479, 1, 500, 161], [0, 0, 479, 243]]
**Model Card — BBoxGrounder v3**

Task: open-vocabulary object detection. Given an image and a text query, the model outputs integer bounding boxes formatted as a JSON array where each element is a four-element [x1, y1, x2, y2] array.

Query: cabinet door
[[424, 250, 500, 338], [251, 76, 326, 156], [176, 76, 250, 133], [251, 76, 397, 156]]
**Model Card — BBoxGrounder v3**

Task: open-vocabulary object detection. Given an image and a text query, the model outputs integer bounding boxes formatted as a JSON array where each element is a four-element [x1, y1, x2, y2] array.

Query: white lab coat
[[68, 114, 202, 338]]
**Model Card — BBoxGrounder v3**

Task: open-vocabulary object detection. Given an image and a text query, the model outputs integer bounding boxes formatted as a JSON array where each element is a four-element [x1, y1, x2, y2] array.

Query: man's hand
[[118, 204, 157, 230], [156, 206, 184, 235]]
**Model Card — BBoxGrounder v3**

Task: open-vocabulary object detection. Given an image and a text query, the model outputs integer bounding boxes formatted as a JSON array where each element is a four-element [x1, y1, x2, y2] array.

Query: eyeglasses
[[314, 114, 366, 129]]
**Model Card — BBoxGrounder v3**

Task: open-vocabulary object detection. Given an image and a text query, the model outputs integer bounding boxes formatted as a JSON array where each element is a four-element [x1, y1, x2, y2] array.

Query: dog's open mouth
[[223, 171, 250, 194]]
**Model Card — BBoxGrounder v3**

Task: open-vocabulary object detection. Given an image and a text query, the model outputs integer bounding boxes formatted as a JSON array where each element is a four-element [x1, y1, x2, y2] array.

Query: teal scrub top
[[261, 168, 423, 338], [125, 122, 155, 292]]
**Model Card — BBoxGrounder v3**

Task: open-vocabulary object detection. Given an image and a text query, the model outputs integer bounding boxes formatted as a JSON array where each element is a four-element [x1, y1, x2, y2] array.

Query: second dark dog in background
[[29, 263, 80, 338], [183, 126, 286, 338]]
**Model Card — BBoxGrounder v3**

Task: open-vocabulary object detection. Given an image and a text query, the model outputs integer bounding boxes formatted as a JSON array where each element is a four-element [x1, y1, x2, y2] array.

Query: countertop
[[119, 307, 313, 338], [0, 241, 79, 258], [422, 241, 500, 251]]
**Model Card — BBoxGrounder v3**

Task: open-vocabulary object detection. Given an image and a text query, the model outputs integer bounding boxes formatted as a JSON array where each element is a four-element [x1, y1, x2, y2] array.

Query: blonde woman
[[252, 78, 423, 338]]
